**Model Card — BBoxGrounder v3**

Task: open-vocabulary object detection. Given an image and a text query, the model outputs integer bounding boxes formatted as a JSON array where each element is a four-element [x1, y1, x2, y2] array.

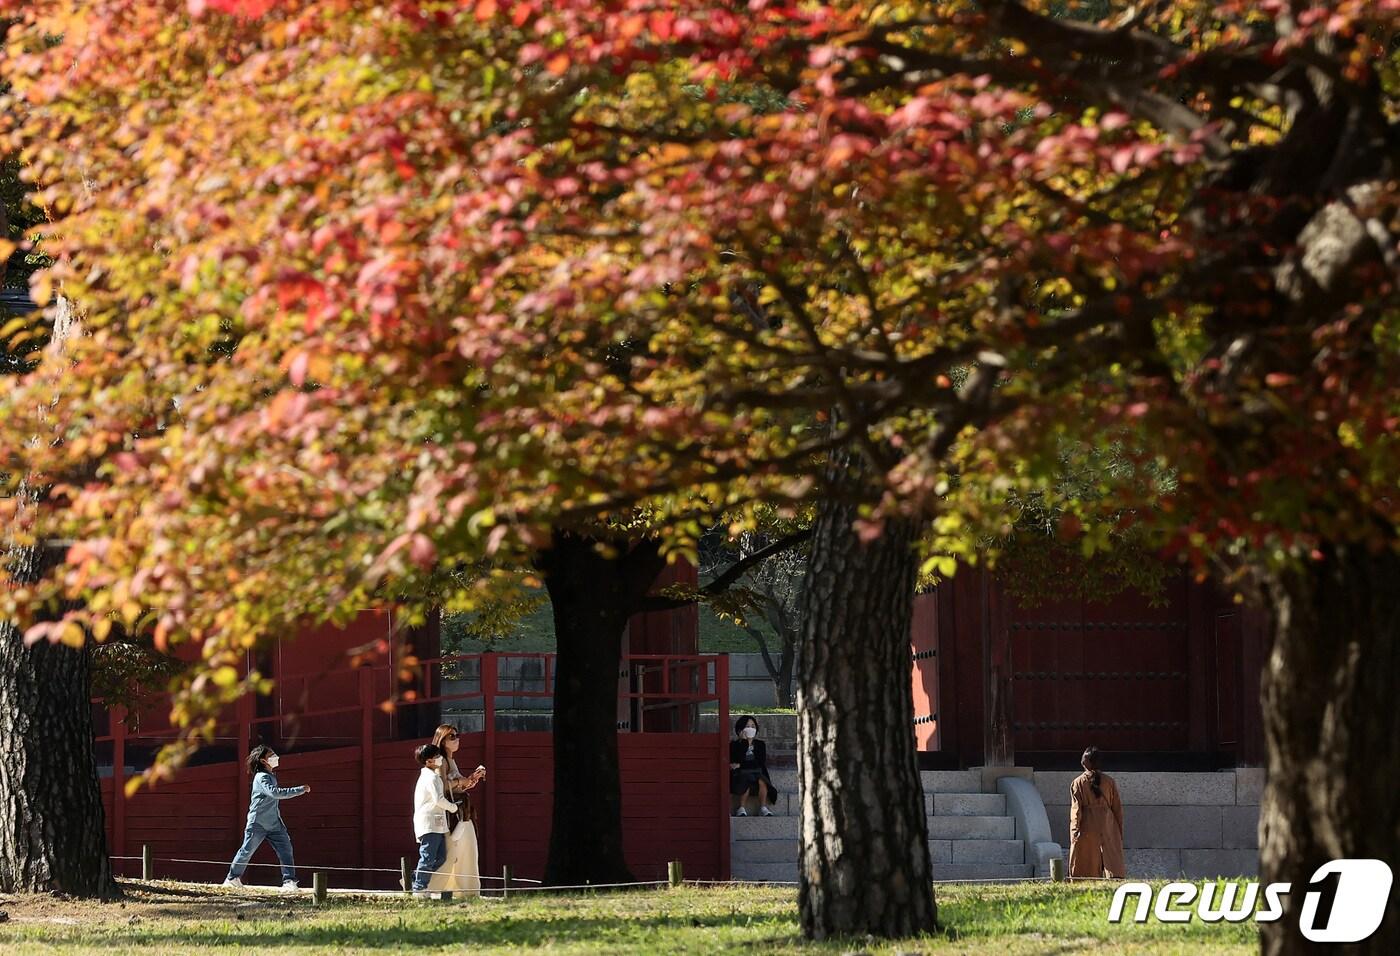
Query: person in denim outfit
[[222, 745, 311, 890], [411, 743, 457, 894]]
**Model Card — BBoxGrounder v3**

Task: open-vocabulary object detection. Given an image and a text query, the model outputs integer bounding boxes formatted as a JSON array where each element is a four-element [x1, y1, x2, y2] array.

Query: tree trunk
[[795, 496, 935, 939], [1, 294, 118, 900], [1258, 545, 1400, 955], [537, 530, 666, 887], [0, 603, 118, 898], [775, 632, 796, 708]]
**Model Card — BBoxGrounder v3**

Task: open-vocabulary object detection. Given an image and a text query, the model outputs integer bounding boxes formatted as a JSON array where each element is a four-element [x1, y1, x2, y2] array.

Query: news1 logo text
[[1108, 859, 1393, 943]]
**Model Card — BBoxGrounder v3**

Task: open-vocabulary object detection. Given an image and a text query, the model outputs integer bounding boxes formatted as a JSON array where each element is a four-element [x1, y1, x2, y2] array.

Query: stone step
[[922, 770, 985, 793], [732, 815, 800, 840], [732, 861, 799, 883], [731, 839, 799, 864], [764, 769, 799, 793], [949, 839, 1025, 865], [929, 792, 1007, 816], [750, 791, 1005, 819], [729, 859, 1036, 885], [761, 768, 987, 795], [932, 863, 1035, 883], [733, 837, 1025, 867], [927, 815, 1015, 840]]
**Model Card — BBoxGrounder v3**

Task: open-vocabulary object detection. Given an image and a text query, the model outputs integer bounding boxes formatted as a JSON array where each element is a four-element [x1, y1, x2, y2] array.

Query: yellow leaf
[[58, 620, 86, 648], [29, 272, 53, 307]]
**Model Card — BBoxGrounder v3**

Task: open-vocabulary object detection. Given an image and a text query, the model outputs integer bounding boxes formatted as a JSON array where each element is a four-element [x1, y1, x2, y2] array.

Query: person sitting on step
[[729, 715, 780, 817]]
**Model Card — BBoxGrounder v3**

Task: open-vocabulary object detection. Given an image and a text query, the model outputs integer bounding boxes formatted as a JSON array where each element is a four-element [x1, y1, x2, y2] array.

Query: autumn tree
[[3, 2, 1398, 950]]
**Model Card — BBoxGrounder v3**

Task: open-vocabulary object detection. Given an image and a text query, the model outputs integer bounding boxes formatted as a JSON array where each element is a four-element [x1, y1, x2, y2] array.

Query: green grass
[[0, 881, 1257, 955]]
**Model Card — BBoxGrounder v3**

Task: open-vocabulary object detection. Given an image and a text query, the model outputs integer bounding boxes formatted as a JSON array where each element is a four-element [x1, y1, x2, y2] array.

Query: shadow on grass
[[99, 910, 801, 949]]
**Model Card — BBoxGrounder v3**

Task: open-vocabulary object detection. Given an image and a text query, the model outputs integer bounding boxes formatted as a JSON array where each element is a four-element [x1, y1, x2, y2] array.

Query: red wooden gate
[[1008, 574, 1191, 753]]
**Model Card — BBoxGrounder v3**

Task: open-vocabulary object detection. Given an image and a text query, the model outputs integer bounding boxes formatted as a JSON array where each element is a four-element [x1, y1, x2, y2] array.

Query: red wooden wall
[[99, 651, 731, 888], [923, 565, 1267, 767]]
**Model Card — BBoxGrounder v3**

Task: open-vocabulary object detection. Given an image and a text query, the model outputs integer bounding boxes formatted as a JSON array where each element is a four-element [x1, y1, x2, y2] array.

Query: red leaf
[[288, 351, 309, 387], [649, 11, 675, 41], [409, 533, 437, 568], [200, 0, 278, 18]]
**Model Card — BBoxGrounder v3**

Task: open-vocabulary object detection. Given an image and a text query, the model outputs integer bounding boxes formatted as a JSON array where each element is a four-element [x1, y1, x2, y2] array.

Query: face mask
[[742, 727, 757, 740], [267, 755, 280, 770]]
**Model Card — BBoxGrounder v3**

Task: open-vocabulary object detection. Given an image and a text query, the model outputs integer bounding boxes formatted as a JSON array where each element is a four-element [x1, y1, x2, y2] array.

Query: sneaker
[[734, 807, 748, 817], [760, 806, 775, 817], [280, 880, 300, 892], [221, 877, 243, 888]]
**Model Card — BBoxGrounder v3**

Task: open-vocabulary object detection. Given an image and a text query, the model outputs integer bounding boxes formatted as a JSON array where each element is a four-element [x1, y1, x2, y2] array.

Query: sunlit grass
[[0, 881, 1256, 954]]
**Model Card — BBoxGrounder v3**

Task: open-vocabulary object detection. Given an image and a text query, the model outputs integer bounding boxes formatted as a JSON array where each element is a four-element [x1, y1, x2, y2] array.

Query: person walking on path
[[424, 724, 485, 896], [1068, 745, 1125, 879], [411, 743, 458, 894], [222, 745, 310, 890]]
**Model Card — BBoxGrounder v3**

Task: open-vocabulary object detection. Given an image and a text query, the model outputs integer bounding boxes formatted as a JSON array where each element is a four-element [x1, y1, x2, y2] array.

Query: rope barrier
[[117, 854, 1088, 894], [120, 855, 538, 882]]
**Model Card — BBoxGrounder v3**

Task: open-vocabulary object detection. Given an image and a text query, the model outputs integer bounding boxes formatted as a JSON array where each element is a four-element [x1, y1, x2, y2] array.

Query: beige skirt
[[426, 820, 481, 896]]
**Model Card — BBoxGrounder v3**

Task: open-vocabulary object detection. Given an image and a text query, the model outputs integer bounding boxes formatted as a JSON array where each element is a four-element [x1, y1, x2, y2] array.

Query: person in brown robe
[[1069, 746, 1125, 879]]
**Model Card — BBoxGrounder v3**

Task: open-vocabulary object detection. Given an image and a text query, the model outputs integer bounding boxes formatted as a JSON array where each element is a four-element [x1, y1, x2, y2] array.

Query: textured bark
[[795, 495, 935, 939], [0, 295, 117, 899], [538, 531, 665, 887], [1258, 546, 1400, 955], [0, 623, 118, 898]]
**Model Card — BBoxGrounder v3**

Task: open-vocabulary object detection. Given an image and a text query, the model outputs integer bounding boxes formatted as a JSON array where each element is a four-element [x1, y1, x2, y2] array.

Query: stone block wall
[[1035, 768, 1264, 878]]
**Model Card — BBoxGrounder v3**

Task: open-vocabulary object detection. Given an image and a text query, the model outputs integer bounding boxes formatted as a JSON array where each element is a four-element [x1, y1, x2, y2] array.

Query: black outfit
[[729, 738, 779, 803]]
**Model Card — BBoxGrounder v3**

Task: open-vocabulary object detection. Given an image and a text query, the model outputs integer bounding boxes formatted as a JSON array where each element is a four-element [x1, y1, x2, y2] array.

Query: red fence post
[[111, 705, 127, 868], [359, 666, 376, 889], [716, 653, 730, 881], [481, 653, 498, 879]]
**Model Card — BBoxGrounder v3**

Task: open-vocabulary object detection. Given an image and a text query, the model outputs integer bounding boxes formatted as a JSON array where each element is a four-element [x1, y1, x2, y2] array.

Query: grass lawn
[[0, 881, 1256, 955]]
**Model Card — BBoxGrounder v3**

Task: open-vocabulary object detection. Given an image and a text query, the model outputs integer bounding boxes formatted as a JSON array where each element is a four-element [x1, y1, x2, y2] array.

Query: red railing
[[96, 652, 732, 881]]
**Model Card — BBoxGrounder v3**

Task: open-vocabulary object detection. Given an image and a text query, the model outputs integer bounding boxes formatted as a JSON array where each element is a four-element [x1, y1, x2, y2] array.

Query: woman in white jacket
[[426, 724, 485, 896]]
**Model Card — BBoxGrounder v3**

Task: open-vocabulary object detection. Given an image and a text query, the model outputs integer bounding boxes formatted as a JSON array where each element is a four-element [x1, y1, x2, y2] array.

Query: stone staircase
[[725, 715, 1037, 884]]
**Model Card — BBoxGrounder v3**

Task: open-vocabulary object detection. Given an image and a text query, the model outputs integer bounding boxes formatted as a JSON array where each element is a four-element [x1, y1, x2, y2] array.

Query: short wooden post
[[501, 864, 512, 900], [667, 860, 683, 888], [401, 857, 412, 895], [1050, 857, 1065, 883], [141, 844, 153, 882], [313, 872, 327, 904]]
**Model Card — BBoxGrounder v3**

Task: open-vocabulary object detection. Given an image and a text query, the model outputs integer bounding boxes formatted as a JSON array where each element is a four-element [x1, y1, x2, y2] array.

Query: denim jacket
[[246, 770, 306, 829]]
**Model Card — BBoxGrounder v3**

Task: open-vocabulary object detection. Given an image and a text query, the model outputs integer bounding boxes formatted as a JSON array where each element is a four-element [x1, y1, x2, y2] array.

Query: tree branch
[[635, 527, 813, 613]]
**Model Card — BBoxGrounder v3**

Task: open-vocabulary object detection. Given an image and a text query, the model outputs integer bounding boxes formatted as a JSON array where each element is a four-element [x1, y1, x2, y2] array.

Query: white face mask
[[742, 727, 757, 740], [267, 755, 280, 770]]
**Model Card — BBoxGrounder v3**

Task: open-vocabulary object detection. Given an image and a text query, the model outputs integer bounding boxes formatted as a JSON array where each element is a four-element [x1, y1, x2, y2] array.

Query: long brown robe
[[1068, 770, 1125, 878]]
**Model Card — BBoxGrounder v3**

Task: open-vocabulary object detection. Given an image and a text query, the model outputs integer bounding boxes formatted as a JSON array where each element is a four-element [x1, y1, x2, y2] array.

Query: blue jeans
[[413, 832, 447, 890], [227, 822, 297, 883]]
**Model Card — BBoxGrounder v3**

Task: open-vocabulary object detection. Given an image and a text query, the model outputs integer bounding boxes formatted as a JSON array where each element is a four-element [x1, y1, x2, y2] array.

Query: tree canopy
[[2, 0, 1397, 772]]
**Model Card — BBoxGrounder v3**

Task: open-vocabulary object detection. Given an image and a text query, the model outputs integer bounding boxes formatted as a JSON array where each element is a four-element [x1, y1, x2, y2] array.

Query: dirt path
[[0, 881, 308, 929]]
